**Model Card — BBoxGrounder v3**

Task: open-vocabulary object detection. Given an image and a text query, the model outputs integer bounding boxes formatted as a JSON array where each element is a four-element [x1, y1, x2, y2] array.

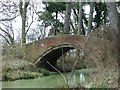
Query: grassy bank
[[1, 45, 57, 81], [2, 56, 43, 81], [2, 55, 59, 81]]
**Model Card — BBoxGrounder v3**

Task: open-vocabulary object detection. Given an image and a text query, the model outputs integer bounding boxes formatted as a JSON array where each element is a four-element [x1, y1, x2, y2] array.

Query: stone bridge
[[25, 35, 87, 70]]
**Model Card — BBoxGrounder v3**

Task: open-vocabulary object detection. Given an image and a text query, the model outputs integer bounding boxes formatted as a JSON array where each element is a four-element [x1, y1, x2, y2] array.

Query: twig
[[46, 61, 70, 88], [25, 13, 34, 35], [0, 14, 20, 21], [61, 48, 65, 73], [68, 50, 80, 80], [68, 37, 89, 81]]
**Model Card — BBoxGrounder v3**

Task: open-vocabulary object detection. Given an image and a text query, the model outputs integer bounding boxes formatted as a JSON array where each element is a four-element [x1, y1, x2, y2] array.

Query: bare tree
[[78, 2, 83, 35], [0, 22, 14, 45], [0, 1, 36, 45], [0, 1, 19, 21], [19, 0, 30, 44], [64, 2, 72, 34], [0, 1, 19, 45], [87, 2, 94, 35]]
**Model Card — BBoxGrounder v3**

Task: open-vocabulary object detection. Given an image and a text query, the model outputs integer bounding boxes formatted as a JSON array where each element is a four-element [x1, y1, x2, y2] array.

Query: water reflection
[[67, 72, 85, 87], [2, 69, 90, 88], [68, 74, 76, 87], [79, 73, 85, 84]]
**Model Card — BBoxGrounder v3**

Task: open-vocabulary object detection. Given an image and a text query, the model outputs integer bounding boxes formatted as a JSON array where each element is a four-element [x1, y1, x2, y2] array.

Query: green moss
[[38, 69, 50, 76], [3, 74, 12, 81], [22, 72, 41, 79], [2, 70, 43, 81], [88, 82, 109, 88]]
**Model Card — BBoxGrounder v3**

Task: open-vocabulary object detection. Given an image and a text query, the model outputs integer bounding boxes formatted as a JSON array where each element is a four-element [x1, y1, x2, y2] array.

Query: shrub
[[88, 82, 109, 88], [2, 44, 24, 59], [38, 69, 50, 76]]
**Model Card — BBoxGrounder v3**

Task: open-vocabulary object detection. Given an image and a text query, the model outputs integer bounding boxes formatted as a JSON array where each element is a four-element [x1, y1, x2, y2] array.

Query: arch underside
[[36, 44, 82, 71]]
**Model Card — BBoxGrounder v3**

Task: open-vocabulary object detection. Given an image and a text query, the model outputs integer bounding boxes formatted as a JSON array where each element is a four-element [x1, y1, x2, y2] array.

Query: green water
[[2, 69, 94, 88]]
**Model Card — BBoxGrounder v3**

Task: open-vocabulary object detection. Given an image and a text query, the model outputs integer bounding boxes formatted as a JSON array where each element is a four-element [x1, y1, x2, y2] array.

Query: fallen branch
[[46, 61, 70, 88]]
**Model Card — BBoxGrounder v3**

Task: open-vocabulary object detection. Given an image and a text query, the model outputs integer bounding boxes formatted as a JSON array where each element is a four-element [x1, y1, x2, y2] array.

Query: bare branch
[[0, 27, 9, 36], [0, 8, 5, 13], [19, 0, 23, 16], [73, 8, 78, 21], [26, 21, 33, 35], [46, 61, 70, 88], [25, 14, 34, 35], [0, 33, 11, 45], [24, 0, 30, 9], [0, 14, 20, 21], [68, 50, 80, 80], [59, 12, 64, 20], [70, 19, 76, 34], [87, 2, 94, 35], [0, 22, 14, 39], [0, 27, 14, 44]]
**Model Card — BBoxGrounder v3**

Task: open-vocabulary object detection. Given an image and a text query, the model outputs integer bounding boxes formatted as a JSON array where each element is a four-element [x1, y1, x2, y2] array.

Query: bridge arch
[[35, 44, 83, 71], [25, 35, 87, 70]]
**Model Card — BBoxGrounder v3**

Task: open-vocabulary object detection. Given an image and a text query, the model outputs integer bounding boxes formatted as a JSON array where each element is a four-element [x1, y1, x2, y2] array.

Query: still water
[[2, 69, 93, 88]]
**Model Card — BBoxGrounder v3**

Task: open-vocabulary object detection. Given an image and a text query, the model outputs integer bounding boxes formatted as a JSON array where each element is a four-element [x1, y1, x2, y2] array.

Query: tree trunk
[[87, 2, 94, 35], [19, 0, 29, 45], [64, 2, 71, 34], [54, 11, 58, 35], [106, 2, 119, 73], [21, 10, 26, 44], [78, 2, 83, 35], [81, 20, 85, 35], [106, 1, 119, 87], [106, 1, 118, 32], [118, 13, 120, 83]]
